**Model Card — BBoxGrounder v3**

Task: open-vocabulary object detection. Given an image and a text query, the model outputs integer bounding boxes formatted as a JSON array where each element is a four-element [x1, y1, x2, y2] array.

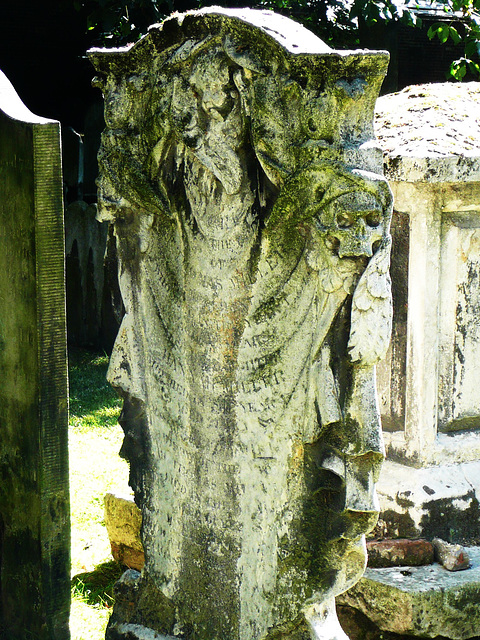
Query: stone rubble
[[338, 546, 480, 639], [104, 492, 144, 571], [433, 537, 471, 572]]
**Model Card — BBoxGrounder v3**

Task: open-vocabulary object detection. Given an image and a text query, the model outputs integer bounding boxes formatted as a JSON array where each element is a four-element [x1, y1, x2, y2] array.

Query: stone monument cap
[[89, 6, 388, 67], [375, 82, 480, 182]]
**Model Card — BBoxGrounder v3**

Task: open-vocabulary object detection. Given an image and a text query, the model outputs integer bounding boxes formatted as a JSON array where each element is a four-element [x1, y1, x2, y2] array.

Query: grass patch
[[69, 348, 130, 639], [72, 561, 124, 608], [69, 348, 123, 431]]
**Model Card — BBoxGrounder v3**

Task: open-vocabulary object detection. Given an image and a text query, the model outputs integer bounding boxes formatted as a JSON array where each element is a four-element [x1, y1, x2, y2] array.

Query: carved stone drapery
[[90, 8, 392, 639]]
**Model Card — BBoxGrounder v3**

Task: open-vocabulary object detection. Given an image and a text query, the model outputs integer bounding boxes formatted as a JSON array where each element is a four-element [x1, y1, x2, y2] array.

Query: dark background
[[0, 1, 467, 131]]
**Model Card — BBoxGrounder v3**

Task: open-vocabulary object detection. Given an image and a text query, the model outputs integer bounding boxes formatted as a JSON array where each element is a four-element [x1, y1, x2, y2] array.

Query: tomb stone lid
[[375, 82, 480, 183], [171, 6, 333, 55]]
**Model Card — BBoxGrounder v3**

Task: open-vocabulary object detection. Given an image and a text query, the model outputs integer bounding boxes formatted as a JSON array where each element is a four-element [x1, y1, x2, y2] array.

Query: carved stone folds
[[90, 8, 392, 639]]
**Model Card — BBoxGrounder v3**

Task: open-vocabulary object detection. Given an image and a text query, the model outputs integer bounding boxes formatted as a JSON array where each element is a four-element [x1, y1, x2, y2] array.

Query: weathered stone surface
[[366, 539, 434, 568], [336, 604, 430, 640], [375, 83, 480, 467], [338, 546, 480, 639], [375, 82, 480, 183], [105, 492, 144, 571], [110, 543, 145, 572], [0, 69, 69, 639], [65, 200, 109, 347], [372, 84, 480, 568], [90, 8, 392, 639], [373, 460, 480, 544], [433, 538, 471, 572]]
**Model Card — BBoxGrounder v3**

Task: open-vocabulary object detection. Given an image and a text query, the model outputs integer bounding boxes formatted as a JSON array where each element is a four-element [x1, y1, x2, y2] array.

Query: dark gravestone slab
[[0, 69, 69, 640]]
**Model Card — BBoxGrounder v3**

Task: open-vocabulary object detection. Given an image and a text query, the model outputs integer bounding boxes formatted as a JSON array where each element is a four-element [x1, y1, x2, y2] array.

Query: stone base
[[107, 623, 175, 640], [337, 605, 433, 640], [374, 460, 480, 544], [107, 571, 347, 640], [337, 546, 480, 639]]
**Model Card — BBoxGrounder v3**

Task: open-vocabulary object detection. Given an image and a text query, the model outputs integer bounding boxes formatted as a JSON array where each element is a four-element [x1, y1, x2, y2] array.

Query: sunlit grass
[[69, 348, 130, 640], [70, 598, 111, 640]]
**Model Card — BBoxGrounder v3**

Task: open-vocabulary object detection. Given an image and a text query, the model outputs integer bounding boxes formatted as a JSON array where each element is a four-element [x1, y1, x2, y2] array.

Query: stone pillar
[[0, 70, 69, 638], [90, 8, 392, 640], [373, 84, 480, 544]]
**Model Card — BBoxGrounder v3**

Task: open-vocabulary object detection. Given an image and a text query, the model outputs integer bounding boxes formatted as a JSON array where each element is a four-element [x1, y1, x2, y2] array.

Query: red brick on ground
[[367, 538, 434, 568]]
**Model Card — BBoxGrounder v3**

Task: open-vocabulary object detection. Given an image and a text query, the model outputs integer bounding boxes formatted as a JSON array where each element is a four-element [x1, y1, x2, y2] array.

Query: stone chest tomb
[[338, 83, 480, 640], [90, 8, 392, 639], [374, 83, 480, 544]]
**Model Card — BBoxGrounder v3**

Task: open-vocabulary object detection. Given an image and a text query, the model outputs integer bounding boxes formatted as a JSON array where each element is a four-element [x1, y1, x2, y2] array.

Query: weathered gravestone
[[65, 199, 110, 348], [0, 70, 69, 639], [90, 8, 392, 639]]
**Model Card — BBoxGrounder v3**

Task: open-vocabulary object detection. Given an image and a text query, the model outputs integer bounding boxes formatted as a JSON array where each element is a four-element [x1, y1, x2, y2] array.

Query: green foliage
[[74, 0, 421, 48], [427, 0, 480, 80], [76, 0, 480, 79], [75, 0, 171, 44], [350, 0, 421, 28], [72, 561, 124, 608], [69, 348, 121, 431]]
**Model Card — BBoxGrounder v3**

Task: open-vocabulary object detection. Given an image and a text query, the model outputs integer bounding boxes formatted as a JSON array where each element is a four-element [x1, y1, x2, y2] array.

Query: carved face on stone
[[99, 72, 148, 130], [171, 51, 238, 144], [190, 51, 235, 121], [270, 164, 391, 290]]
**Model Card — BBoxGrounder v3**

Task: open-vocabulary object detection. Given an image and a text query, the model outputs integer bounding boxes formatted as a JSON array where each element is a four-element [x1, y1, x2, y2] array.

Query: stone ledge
[[374, 460, 480, 543], [375, 82, 480, 184], [383, 154, 480, 184], [338, 546, 480, 639], [108, 623, 175, 640]]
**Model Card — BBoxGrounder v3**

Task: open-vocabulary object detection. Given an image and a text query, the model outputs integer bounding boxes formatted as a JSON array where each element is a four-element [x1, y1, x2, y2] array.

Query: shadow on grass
[[72, 560, 124, 608]]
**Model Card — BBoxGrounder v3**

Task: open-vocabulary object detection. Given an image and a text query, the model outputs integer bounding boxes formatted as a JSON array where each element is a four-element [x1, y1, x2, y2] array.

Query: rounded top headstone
[[0, 69, 55, 125]]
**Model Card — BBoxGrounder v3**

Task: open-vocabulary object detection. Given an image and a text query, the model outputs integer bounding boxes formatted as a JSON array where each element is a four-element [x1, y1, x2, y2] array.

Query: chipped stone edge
[[376, 459, 480, 538], [111, 623, 177, 639], [384, 154, 480, 184]]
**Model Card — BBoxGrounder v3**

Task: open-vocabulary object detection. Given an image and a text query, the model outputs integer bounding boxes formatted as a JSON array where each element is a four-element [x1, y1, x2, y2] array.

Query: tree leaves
[[427, 1, 480, 82], [76, 0, 480, 81], [427, 23, 460, 45]]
